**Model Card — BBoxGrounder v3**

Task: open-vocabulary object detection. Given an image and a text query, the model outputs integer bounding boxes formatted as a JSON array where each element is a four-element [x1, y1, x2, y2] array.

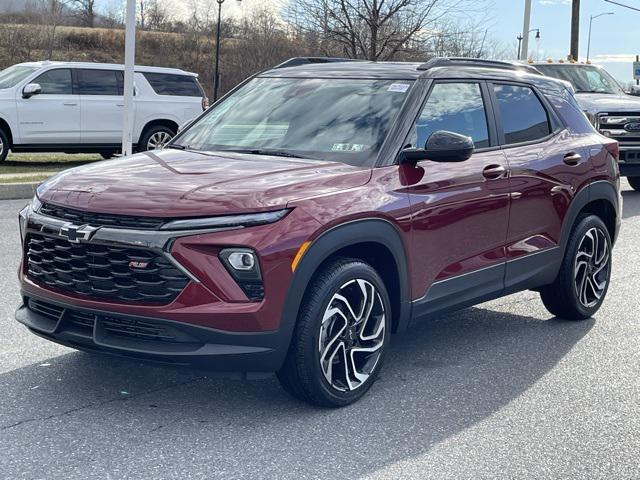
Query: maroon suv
[[17, 58, 621, 406]]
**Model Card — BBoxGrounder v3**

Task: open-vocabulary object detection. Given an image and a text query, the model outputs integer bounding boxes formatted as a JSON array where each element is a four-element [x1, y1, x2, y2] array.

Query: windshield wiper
[[224, 148, 313, 159], [165, 144, 187, 150], [576, 90, 614, 94]]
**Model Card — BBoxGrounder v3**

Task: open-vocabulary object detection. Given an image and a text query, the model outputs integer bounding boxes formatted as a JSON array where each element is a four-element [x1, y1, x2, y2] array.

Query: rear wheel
[[277, 258, 390, 407], [0, 129, 9, 162], [139, 125, 175, 152], [540, 214, 612, 320], [627, 176, 640, 191]]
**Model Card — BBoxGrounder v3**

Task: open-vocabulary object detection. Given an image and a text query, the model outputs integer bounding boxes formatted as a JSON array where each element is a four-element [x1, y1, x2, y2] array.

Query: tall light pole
[[520, 0, 532, 61], [587, 12, 614, 62], [517, 28, 540, 60], [213, 0, 242, 102], [121, 0, 136, 157]]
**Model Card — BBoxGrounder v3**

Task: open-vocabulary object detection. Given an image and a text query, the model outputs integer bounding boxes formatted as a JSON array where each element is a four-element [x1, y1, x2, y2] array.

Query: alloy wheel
[[147, 131, 172, 150], [318, 278, 386, 392], [574, 227, 610, 308]]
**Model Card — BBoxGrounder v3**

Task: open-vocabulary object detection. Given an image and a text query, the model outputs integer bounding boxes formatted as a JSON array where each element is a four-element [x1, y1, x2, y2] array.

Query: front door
[[403, 81, 511, 319], [16, 68, 80, 144]]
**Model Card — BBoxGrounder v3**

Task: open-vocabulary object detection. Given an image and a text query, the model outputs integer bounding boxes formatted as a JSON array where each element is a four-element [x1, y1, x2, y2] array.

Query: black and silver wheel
[[0, 128, 9, 162], [139, 125, 175, 152], [627, 176, 640, 192], [278, 258, 390, 407], [540, 214, 612, 320]]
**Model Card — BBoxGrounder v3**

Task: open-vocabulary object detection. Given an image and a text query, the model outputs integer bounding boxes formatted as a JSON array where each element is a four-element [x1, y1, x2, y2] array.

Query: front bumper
[[16, 293, 287, 371]]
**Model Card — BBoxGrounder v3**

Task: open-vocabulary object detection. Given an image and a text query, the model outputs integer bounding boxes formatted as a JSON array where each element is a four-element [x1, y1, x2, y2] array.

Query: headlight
[[160, 209, 291, 231], [18, 194, 42, 241]]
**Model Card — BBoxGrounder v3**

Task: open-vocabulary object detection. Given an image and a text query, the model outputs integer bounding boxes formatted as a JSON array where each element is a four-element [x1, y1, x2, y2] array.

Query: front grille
[[102, 316, 176, 342], [39, 203, 164, 230], [26, 233, 189, 304]]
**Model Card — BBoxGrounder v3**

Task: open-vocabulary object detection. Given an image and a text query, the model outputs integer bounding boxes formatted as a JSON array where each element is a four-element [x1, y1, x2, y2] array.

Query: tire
[[138, 125, 175, 152], [0, 128, 10, 162], [627, 176, 640, 191], [540, 214, 612, 320], [277, 258, 391, 407]]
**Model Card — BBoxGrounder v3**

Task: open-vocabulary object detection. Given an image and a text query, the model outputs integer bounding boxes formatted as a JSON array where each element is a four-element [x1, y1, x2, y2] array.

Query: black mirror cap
[[424, 130, 475, 162], [398, 130, 475, 165]]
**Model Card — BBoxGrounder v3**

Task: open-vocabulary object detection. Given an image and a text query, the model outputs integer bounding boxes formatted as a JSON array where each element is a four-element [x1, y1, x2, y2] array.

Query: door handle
[[563, 152, 582, 166], [482, 164, 506, 180], [63, 103, 78, 106], [116, 104, 124, 107]]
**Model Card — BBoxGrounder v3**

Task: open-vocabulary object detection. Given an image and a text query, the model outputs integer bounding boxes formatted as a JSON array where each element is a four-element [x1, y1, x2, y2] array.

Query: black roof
[[260, 57, 565, 89]]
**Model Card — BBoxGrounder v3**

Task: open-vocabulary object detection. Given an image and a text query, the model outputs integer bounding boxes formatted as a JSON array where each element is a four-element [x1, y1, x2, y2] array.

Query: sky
[[94, 0, 638, 83], [490, 0, 639, 83]]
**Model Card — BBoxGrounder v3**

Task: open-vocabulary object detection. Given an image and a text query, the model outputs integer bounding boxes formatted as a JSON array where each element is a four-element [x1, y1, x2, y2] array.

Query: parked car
[[0, 61, 207, 160], [532, 61, 640, 190], [16, 57, 621, 407]]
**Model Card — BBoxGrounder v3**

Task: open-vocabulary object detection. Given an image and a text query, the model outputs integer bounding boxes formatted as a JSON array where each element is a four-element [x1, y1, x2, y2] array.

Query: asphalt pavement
[[1, 182, 639, 479]]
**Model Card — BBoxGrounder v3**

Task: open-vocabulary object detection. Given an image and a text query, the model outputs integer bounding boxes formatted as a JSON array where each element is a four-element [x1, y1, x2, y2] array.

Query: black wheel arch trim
[[560, 180, 621, 251], [276, 218, 412, 366]]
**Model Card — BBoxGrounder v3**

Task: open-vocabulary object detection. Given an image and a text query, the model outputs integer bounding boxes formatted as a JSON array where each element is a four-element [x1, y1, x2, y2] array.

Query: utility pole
[[520, 0, 532, 61], [570, 0, 580, 60]]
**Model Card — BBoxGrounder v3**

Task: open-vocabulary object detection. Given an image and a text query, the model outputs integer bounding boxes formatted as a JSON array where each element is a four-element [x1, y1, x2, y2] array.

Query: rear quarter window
[[142, 73, 202, 97]]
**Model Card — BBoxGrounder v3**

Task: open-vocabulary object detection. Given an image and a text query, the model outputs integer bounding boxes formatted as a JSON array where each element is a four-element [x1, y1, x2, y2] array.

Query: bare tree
[[286, 0, 483, 61], [69, 0, 95, 27], [40, 0, 68, 59]]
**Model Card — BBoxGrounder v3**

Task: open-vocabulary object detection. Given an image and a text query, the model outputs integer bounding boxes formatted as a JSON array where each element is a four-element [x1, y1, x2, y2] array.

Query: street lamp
[[517, 29, 540, 60], [587, 12, 614, 62], [213, 0, 242, 103]]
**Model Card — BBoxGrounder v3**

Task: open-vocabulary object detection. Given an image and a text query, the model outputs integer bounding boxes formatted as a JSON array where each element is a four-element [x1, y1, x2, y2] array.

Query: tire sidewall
[[0, 129, 9, 162], [141, 126, 175, 152], [565, 215, 613, 318], [303, 262, 391, 406]]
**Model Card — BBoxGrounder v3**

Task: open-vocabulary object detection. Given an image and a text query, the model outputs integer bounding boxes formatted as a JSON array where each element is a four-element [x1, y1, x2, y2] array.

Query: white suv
[[0, 61, 207, 161]]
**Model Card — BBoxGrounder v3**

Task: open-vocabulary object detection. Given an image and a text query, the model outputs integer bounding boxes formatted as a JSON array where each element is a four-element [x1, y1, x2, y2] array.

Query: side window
[[76, 69, 120, 95], [408, 82, 490, 149], [142, 73, 202, 97], [493, 84, 551, 144], [32, 69, 72, 95]]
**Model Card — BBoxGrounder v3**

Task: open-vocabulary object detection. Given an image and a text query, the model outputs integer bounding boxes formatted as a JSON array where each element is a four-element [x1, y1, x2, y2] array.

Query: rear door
[[16, 68, 80, 144], [404, 80, 512, 318], [76, 68, 125, 144], [490, 82, 591, 289]]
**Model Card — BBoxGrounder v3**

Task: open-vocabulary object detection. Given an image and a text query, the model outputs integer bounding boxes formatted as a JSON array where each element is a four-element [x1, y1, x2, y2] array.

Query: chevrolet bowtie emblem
[[59, 223, 97, 243]]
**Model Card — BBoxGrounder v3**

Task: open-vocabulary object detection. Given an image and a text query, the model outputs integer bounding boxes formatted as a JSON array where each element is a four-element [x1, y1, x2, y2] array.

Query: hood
[[38, 149, 371, 217], [575, 92, 640, 113]]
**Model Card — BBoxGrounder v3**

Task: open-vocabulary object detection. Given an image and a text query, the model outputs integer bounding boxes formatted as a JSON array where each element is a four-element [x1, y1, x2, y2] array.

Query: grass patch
[[0, 173, 56, 184], [0, 153, 101, 175]]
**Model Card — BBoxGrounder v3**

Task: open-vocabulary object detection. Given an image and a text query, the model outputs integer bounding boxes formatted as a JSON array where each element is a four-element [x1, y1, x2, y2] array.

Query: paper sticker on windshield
[[388, 83, 410, 93], [331, 143, 367, 152]]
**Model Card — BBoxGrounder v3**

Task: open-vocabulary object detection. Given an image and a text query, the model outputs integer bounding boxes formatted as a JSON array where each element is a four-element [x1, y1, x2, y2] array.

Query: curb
[[0, 182, 37, 201]]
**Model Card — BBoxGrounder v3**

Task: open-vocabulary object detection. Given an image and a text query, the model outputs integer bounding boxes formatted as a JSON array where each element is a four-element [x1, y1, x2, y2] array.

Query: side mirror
[[629, 86, 640, 97], [22, 83, 41, 99], [398, 130, 475, 165]]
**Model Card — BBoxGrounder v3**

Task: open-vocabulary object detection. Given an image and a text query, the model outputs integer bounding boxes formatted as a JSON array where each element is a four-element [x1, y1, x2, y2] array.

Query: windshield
[[174, 77, 413, 166], [535, 64, 624, 95], [0, 65, 38, 89]]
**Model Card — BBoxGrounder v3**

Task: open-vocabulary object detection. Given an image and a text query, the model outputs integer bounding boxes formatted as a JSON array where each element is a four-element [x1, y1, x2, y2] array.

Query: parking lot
[[1, 182, 638, 479]]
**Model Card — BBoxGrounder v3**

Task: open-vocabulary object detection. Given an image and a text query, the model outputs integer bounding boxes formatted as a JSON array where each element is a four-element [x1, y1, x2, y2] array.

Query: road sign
[[634, 61, 640, 80]]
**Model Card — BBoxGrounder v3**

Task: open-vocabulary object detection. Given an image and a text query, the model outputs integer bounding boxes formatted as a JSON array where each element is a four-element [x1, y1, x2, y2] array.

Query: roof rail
[[418, 57, 541, 75], [273, 57, 363, 69]]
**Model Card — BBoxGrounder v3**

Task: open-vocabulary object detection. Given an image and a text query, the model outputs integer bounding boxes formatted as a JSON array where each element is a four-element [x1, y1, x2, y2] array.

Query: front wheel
[[627, 176, 640, 191], [277, 258, 390, 407], [540, 214, 612, 320]]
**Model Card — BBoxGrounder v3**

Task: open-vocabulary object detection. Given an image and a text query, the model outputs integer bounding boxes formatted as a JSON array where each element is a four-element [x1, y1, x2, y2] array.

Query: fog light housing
[[219, 248, 264, 301]]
